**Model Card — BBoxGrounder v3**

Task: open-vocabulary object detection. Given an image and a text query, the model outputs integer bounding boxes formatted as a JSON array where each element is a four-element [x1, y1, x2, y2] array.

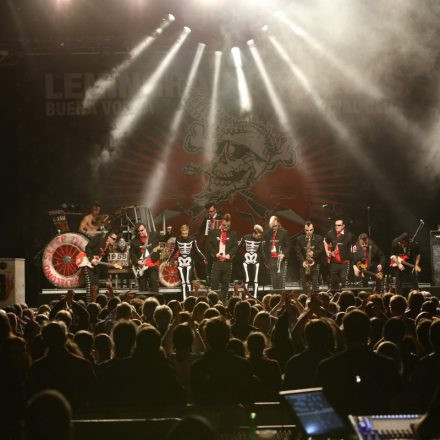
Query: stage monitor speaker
[[0, 258, 25, 306], [430, 231, 440, 287]]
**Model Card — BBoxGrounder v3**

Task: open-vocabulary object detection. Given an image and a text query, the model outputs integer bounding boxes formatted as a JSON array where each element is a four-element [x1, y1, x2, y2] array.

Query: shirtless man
[[79, 203, 102, 237]]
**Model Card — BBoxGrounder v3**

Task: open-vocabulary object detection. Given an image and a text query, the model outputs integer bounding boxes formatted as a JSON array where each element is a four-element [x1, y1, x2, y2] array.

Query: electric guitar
[[75, 252, 123, 270], [390, 255, 421, 273], [355, 261, 384, 280], [132, 245, 160, 278]]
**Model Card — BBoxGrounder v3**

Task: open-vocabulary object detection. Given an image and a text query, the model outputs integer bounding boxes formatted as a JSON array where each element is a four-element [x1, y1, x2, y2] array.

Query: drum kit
[[43, 205, 180, 289]]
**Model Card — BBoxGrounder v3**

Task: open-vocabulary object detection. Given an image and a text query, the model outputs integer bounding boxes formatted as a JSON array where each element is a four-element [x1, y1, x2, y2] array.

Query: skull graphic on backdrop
[[183, 91, 297, 209]]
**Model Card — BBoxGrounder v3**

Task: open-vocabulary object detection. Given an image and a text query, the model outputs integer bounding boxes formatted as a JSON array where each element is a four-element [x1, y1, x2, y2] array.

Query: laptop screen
[[280, 388, 349, 438]]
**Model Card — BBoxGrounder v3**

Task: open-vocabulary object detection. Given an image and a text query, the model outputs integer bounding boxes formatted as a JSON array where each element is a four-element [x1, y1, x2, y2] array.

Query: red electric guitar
[[75, 252, 123, 270]]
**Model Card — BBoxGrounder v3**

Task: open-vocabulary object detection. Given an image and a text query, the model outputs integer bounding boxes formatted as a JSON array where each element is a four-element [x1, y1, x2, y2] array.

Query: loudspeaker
[[430, 231, 440, 287], [0, 258, 25, 306]]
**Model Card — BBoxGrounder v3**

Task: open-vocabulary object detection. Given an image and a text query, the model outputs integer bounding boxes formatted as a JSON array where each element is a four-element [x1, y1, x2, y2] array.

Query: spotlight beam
[[248, 43, 291, 136], [231, 47, 252, 113], [144, 43, 206, 208], [268, 34, 415, 221], [83, 15, 174, 110], [110, 28, 191, 148], [205, 51, 223, 163]]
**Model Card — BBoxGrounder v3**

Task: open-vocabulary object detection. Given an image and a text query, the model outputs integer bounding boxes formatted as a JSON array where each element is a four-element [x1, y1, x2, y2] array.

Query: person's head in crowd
[[389, 295, 407, 317], [207, 291, 219, 306], [131, 298, 145, 315], [0, 310, 12, 344], [192, 301, 210, 323], [107, 296, 121, 313], [37, 304, 51, 315], [250, 306, 259, 324], [261, 294, 272, 311], [375, 341, 403, 375], [407, 291, 424, 315], [73, 330, 94, 362], [95, 293, 108, 309], [369, 317, 384, 348], [342, 310, 370, 346], [227, 338, 245, 357], [271, 313, 291, 347], [134, 326, 161, 358], [296, 294, 307, 308], [335, 311, 345, 327], [35, 314, 49, 326], [94, 333, 112, 364], [253, 311, 271, 336], [172, 323, 193, 354], [203, 307, 221, 320], [430, 319, 440, 352], [382, 292, 394, 312], [214, 304, 227, 317], [24, 390, 73, 440], [155, 293, 165, 305], [346, 305, 357, 313], [115, 302, 132, 321], [234, 301, 251, 323], [304, 319, 334, 352], [416, 311, 432, 325], [111, 320, 137, 358], [429, 295, 439, 308], [168, 300, 182, 316], [383, 317, 406, 345], [421, 301, 437, 317], [246, 331, 267, 359], [205, 317, 230, 351], [247, 298, 257, 307], [1, 335, 29, 375], [183, 296, 197, 313], [338, 291, 356, 312], [416, 319, 432, 355], [42, 321, 67, 351], [178, 311, 191, 323], [154, 304, 173, 334], [29, 334, 45, 362], [166, 415, 217, 440], [195, 296, 209, 305], [7, 312, 18, 334], [365, 302, 376, 319], [22, 307, 34, 321], [142, 297, 160, 323], [327, 301, 340, 316], [86, 303, 101, 324]]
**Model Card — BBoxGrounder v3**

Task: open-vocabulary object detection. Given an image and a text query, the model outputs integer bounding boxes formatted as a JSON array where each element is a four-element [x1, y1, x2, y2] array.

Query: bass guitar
[[75, 252, 123, 270], [390, 255, 421, 273], [355, 261, 383, 280]]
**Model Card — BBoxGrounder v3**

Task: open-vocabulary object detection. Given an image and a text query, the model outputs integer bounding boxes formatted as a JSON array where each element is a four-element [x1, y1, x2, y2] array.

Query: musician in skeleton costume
[[239, 225, 264, 297], [167, 225, 207, 299], [262, 216, 290, 290]]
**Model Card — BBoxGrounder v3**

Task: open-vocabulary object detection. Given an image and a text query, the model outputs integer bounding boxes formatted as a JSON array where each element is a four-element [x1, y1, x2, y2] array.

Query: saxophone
[[304, 235, 315, 275]]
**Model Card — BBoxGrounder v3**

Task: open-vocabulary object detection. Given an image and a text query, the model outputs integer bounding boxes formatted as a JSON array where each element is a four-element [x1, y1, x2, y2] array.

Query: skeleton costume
[[239, 227, 263, 297], [167, 235, 206, 299]]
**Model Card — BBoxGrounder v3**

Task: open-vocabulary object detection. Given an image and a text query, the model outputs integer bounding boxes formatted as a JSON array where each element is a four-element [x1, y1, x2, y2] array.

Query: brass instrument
[[304, 235, 315, 275]]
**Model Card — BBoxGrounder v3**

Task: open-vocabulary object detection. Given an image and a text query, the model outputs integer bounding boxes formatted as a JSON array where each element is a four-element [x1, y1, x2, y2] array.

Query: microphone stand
[[411, 220, 425, 243]]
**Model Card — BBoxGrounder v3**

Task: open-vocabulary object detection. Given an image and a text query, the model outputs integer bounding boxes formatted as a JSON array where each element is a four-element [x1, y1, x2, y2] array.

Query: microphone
[[366, 206, 370, 210], [420, 219, 424, 224], [322, 204, 329, 208]]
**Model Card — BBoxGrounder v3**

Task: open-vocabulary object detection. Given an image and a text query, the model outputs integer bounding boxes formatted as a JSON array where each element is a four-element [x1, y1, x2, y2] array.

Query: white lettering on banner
[[64, 73, 83, 99]]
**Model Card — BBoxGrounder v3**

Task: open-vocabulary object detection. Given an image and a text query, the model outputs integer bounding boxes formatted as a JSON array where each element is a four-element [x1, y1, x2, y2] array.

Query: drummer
[[79, 202, 106, 238]]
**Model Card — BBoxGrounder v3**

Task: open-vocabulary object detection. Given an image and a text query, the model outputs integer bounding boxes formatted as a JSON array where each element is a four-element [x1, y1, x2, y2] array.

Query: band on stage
[[78, 203, 423, 300]]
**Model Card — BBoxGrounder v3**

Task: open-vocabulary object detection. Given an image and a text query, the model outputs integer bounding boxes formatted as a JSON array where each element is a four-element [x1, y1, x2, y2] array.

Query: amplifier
[[0, 258, 25, 306], [430, 231, 440, 286]]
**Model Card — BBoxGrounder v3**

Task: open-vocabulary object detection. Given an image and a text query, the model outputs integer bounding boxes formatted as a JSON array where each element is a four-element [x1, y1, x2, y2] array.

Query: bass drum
[[42, 233, 89, 288], [159, 262, 181, 288]]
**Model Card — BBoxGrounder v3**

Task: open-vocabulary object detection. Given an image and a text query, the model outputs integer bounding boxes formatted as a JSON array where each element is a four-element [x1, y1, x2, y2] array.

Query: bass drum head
[[42, 233, 89, 288], [159, 262, 181, 288]]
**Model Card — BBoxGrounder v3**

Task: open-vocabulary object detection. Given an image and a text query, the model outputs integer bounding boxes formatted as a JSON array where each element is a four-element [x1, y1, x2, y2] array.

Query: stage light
[[110, 28, 191, 148], [144, 43, 206, 209], [83, 16, 175, 110], [246, 39, 255, 46], [231, 47, 252, 113], [261, 25, 269, 32], [167, 14, 175, 22], [183, 26, 192, 34]]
